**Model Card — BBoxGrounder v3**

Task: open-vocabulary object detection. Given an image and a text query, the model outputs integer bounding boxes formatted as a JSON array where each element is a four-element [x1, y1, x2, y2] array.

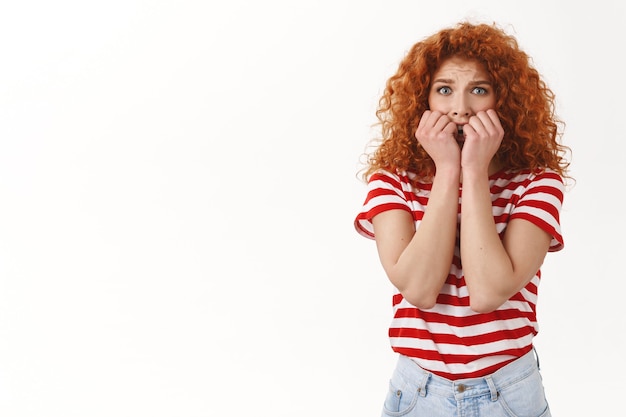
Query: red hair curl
[[361, 21, 571, 183]]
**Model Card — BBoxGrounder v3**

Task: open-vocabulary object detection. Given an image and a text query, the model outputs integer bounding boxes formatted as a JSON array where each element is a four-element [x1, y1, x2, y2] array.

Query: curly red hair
[[362, 21, 571, 182]]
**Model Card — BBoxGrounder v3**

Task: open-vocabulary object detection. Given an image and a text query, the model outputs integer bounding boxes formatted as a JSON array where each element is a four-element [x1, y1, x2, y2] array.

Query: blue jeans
[[381, 350, 551, 417]]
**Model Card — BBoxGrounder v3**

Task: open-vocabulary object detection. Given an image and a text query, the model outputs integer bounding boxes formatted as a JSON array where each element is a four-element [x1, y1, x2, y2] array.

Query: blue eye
[[437, 86, 452, 95], [472, 87, 488, 95]]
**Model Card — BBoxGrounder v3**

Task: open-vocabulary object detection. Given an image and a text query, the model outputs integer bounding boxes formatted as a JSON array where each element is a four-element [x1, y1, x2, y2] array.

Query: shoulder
[[492, 168, 564, 192], [368, 169, 429, 193]]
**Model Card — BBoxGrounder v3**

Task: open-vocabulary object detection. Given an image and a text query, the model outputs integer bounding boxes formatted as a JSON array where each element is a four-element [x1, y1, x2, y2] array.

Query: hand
[[415, 110, 461, 171], [461, 109, 504, 174]]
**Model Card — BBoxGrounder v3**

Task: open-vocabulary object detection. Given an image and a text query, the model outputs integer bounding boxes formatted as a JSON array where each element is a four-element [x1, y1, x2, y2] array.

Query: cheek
[[427, 94, 445, 112], [473, 97, 496, 112]]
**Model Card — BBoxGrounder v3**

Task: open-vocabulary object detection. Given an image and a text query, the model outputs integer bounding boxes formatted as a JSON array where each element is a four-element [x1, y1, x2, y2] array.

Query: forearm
[[392, 168, 460, 307], [460, 171, 513, 312]]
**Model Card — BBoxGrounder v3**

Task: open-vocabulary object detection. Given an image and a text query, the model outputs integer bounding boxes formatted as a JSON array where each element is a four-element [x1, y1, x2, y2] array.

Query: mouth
[[455, 125, 465, 143]]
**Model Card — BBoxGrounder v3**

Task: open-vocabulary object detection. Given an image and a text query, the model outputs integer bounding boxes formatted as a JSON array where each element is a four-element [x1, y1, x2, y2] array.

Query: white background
[[0, 1, 623, 416]]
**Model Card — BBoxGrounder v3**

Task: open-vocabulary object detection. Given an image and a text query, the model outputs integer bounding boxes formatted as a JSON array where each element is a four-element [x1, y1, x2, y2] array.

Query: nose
[[451, 95, 471, 118]]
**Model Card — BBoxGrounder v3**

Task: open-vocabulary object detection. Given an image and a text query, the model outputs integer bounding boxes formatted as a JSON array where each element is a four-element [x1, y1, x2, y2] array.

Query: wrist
[[434, 164, 461, 183]]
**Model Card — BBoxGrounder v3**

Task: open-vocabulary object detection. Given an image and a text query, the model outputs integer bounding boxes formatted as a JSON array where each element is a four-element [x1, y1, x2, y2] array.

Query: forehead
[[432, 57, 491, 80]]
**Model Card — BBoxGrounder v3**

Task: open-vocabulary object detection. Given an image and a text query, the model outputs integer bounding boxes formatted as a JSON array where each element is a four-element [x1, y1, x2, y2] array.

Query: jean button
[[457, 384, 466, 393]]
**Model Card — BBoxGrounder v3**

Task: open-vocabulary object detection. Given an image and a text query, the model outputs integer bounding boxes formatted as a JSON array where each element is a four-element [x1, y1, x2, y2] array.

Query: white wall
[[0, 1, 623, 415]]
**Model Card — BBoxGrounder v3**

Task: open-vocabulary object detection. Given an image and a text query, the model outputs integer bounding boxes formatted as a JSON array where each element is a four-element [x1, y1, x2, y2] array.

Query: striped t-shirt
[[354, 168, 564, 380]]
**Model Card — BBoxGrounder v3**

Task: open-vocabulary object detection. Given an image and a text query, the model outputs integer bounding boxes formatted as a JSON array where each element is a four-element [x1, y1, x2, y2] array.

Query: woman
[[354, 21, 571, 416]]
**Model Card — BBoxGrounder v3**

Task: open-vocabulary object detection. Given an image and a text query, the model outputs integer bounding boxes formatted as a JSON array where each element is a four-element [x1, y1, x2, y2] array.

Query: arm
[[460, 172, 551, 313], [372, 110, 461, 309], [372, 166, 460, 309], [460, 109, 552, 312]]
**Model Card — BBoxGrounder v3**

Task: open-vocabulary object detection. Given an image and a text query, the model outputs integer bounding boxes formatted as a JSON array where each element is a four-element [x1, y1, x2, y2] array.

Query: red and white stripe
[[354, 169, 564, 379]]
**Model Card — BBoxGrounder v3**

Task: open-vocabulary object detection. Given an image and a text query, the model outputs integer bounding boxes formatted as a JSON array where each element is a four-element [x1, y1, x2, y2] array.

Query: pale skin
[[372, 57, 552, 313]]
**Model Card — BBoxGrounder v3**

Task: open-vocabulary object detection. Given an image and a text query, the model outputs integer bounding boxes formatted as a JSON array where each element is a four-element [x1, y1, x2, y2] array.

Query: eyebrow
[[432, 78, 492, 85]]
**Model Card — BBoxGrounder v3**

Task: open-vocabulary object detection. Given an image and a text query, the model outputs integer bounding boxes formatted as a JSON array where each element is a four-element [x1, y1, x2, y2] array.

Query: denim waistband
[[395, 350, 540, 401]]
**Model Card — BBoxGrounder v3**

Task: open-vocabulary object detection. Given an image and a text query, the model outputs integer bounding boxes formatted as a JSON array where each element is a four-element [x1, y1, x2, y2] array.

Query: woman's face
[[428, 57, 496, 127]]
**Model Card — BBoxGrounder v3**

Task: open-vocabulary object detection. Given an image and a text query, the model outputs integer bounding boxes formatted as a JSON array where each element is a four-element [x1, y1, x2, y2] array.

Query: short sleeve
[[510, 170, 565, 251], [354, 171, 413, 240]]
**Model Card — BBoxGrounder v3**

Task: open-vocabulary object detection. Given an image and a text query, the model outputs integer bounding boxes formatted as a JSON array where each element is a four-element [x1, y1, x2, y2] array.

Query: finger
[[418, 110, 444, 128], [417, 110, 432, 129], [417, 111, 451, 139], [475, 111, 496, 132], [474, 110, 503, 137], [466, 116, 486, 137], [433, 114, 453, 134], [468, 112, 495, 138], [442, 121, 457, 135], [485, 109, 503, 130], [462, 122, 476, 136]]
